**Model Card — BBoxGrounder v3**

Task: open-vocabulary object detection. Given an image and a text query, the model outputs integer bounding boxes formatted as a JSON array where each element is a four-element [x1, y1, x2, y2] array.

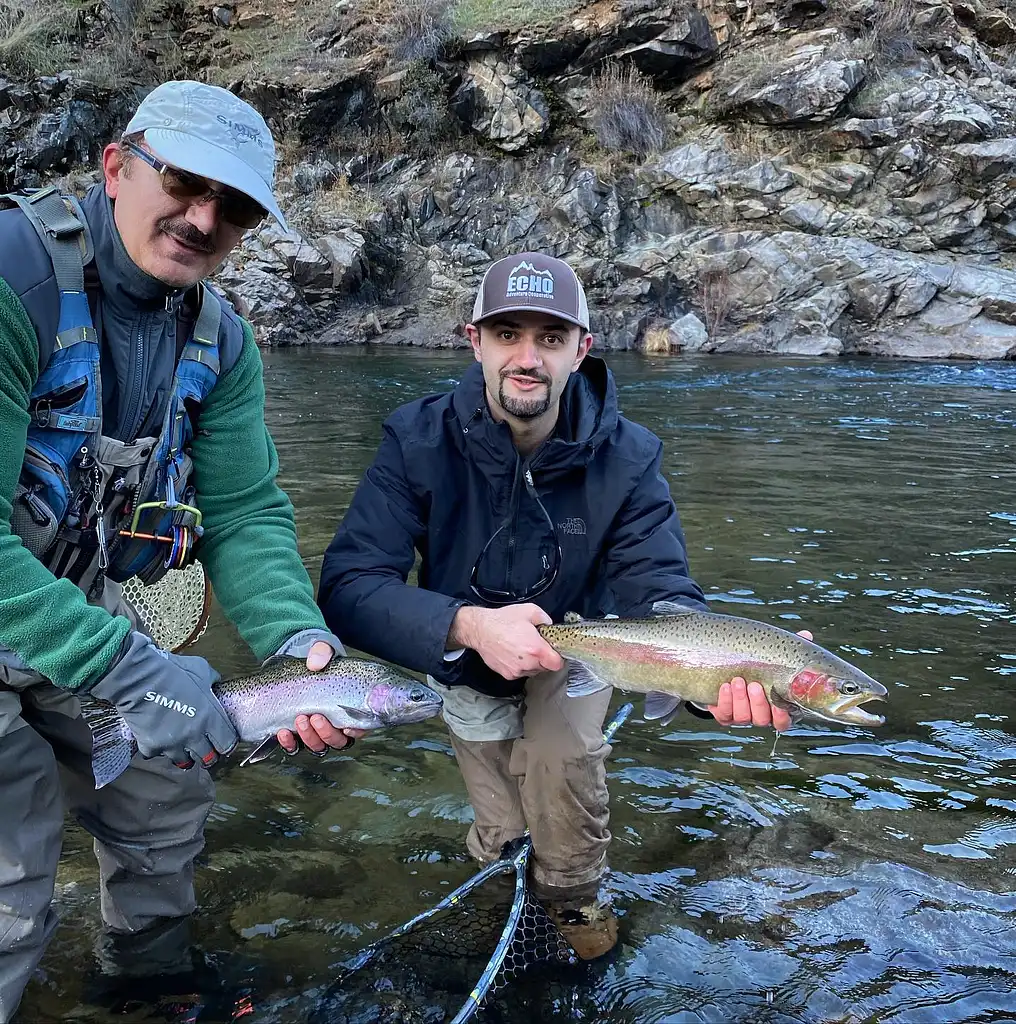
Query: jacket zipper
[[121, 310, 155, 440], [505, 454, 523, 590]]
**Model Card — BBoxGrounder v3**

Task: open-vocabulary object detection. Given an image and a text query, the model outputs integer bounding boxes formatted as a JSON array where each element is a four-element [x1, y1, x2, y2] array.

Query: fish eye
[[409, 688, 425, 702], [840, 680, 861, 695]]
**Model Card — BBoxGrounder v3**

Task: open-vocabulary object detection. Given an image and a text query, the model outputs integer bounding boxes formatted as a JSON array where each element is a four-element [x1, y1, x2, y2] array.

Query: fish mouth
[[395, 699, 444, 724], [828, 694, 886, 727]]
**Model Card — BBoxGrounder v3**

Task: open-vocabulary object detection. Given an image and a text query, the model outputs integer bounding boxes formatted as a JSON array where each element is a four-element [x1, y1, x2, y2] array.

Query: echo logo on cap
[[506, 261, 554, 299], [216, 114, 264, 148]]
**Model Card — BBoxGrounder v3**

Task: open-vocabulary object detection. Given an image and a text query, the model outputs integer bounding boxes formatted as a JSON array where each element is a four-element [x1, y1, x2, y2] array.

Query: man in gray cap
[[318, 251, 802, 959], [0, 81, 362, 1020]]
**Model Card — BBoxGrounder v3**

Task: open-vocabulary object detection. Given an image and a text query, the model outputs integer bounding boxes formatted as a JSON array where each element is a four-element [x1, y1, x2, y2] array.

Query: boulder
[[450, 56, 549, 153]]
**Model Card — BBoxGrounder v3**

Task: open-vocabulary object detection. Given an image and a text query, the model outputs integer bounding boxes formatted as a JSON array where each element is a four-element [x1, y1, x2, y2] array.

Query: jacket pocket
[[10, 445, 71, 558]]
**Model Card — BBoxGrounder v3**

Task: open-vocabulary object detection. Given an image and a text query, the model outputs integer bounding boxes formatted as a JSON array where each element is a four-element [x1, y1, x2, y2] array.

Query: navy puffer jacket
[[318, 354, 706, 697]]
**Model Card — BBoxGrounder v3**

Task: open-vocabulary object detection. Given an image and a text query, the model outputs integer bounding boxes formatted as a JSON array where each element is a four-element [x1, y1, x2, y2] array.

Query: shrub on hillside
[[385, 62, 459, 155], [588, 62, 668, 160], [355, 0, 453, 64]]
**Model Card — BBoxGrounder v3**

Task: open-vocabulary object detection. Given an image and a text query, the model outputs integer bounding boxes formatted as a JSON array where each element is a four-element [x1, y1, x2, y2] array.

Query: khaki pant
[[0, 584, 214, 1024], [430, 668, 612, 899]]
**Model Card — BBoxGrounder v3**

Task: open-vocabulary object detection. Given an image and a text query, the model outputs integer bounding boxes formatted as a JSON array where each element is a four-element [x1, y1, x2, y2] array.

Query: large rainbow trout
[[81, 657, 443, 789], [537, 602, 887, 727]]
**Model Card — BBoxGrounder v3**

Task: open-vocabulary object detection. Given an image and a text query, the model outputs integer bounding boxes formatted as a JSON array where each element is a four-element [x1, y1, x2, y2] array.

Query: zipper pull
[[21, 488, 51, 526]]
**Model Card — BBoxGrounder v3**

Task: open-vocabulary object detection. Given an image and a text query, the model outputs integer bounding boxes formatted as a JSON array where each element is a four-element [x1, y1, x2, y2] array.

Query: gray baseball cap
[[472, 252, 590, 330], [124, 80, 287, 230]]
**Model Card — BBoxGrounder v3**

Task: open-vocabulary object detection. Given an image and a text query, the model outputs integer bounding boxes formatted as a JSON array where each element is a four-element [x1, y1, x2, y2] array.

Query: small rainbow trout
[[81, 657, 443, 789], [537, 602, 887, 727]]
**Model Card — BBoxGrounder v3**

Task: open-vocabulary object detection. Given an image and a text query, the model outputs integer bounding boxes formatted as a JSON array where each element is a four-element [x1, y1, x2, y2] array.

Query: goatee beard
[[498, 371, 551, 420]]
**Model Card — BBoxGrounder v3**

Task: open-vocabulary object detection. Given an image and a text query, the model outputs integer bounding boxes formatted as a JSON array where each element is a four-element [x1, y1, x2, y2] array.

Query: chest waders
[[2, 186, 222, 600]]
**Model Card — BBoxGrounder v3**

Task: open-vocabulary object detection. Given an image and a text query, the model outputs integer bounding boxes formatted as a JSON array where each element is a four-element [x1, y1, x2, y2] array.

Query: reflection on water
[[24, 352, 1016, 1023]]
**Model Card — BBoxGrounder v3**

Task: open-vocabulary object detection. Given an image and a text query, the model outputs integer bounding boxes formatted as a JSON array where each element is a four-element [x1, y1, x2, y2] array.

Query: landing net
[[318, 703, 633, 1024]]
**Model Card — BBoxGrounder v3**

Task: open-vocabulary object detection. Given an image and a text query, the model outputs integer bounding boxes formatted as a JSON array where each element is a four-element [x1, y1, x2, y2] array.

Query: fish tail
[[79, 697, 138, 790]]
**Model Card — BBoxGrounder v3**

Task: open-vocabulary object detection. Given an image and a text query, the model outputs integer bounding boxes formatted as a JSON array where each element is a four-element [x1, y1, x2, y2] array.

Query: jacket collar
[[83, 184, 189, 316], [451, 354, 618, 474]]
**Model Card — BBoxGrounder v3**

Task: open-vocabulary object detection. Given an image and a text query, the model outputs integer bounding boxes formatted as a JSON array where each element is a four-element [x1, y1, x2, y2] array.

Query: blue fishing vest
[[3, 186, 223, 592]]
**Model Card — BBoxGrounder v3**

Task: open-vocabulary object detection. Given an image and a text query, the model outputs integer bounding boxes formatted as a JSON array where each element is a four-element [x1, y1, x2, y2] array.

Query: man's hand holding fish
[[276, 639, 371, 755]]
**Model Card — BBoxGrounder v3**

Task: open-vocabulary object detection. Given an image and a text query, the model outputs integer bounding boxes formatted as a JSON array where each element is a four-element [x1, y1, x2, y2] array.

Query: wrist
[[448, 605, 481, 651]]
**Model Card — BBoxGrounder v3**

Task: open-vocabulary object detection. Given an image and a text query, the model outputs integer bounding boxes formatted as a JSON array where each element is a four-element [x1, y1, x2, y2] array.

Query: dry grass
[[722, 121, 814, 164], [588, 62, 669, 161], [697, 266, 733, 336], [211, 23, 323, 85], [450, 0, 577, 34], [856, 0, 920, 67], [199, 0, 342, 86], [642, 325, 672, 354], [847, 68, 911, 118], [706, 44, 776, 118], [312, 175, 383, 226], [0, 0, 163, 86], [0, 0, 78, 77], [363, 0, 453, 63]]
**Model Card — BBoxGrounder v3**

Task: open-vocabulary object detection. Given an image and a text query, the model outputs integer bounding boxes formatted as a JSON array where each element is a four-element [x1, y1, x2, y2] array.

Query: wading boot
[[544, 897, 618, 962]]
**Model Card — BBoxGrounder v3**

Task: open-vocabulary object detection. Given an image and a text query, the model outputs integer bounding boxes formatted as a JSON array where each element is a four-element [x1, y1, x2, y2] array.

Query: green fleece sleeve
[[0, 278, 130, 689], [190, 321, 327, 661]]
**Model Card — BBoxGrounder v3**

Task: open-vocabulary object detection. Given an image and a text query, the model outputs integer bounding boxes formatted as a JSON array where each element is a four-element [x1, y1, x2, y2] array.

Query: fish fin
[[769, 693, 804, 725], [564, 660, 610, 698], [564, 611, 617, 623], [650, 600, 697, 617], [79, 697, 137, 790], [240, 735, 281, 766], [643, 691, 683, 722], [259, 652, 301, 669]]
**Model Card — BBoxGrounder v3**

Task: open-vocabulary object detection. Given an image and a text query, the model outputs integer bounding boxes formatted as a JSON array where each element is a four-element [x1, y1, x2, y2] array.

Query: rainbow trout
[[81, 657, 443, 789], [537, 602, 887, 727]]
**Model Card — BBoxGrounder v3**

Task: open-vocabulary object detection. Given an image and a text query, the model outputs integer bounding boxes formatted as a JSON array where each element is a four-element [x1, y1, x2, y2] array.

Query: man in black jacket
[[318, 252, 793, 958]]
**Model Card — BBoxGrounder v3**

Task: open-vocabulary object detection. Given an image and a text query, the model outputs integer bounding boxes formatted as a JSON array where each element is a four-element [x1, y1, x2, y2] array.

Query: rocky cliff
[[5, 0, 1016, 357]]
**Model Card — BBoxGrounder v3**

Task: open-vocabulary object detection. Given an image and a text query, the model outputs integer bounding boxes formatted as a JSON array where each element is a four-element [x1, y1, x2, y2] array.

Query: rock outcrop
[[4, 0, 1016, 358]]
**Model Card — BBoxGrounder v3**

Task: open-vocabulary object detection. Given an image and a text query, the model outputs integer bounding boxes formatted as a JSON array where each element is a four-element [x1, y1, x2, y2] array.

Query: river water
[[23, 350, 1016, 1023]]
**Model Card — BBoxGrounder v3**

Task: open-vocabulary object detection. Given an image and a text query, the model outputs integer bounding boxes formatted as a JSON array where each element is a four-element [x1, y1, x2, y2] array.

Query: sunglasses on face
[[122, 140, 267, 230]]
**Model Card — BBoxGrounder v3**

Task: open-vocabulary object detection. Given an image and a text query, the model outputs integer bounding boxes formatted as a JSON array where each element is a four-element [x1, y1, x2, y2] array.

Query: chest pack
[[3, 186, 223, 594]]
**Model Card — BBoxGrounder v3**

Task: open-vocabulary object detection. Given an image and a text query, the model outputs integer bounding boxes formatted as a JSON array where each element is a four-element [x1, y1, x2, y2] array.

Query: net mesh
[[120, 561, 210, 653], [316, 875, 582, 1024], [314, 706, 633, 1024]]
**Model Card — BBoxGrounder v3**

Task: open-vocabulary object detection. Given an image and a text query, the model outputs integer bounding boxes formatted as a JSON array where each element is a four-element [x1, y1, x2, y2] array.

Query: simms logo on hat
[[123, 80, 287, 230], [472, 251, 589, 330]]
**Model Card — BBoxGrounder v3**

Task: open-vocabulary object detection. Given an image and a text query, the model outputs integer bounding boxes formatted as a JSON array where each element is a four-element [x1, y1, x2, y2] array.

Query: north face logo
[[506, 261, 554, 299], [558, 517, 586, 536]]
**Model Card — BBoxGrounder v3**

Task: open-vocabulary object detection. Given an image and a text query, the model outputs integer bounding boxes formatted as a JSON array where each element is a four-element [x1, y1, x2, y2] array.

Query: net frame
[[331, 701, 635, 1023]]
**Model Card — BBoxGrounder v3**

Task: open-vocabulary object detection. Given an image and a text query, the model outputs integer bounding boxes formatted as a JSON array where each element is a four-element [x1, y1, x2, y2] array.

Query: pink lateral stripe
[[589, 637, 771, 673]]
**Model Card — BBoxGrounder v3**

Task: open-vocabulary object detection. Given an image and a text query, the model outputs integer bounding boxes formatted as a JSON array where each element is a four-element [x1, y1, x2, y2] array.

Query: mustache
[[157, 217, 215, 253], [501, 368, 551, 385]]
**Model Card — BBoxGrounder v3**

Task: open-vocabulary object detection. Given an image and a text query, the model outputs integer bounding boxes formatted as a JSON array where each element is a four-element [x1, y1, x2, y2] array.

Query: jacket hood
[[451, 354, 618, 476]]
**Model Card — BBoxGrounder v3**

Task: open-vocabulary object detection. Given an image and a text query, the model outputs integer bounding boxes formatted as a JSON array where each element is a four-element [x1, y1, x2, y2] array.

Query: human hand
[[87, 631, 238, 769], [706, 629, 814, 732], [276, 641, 369, 755], [448, 604, 564, 679]]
